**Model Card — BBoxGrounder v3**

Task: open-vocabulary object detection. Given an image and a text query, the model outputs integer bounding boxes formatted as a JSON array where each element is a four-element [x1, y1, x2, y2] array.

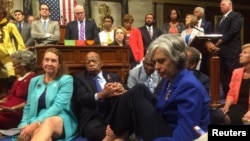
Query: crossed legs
[[31, 116, 64, 141]]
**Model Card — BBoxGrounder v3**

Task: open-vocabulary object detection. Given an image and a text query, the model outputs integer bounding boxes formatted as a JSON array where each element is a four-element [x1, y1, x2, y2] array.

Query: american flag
[[39, 0, 77, 25]]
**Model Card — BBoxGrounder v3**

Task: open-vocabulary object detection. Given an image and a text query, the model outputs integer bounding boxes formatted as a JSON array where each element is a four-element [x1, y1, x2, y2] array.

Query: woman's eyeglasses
[[12, 63, 20, 68]]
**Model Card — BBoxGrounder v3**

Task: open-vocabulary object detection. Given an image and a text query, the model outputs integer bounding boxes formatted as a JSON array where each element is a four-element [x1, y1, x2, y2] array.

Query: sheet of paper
[[0, 128, 21, 136]]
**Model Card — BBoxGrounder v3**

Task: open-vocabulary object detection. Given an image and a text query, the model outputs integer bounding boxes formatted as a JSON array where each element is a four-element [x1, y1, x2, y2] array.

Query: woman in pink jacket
[[221, 43, 250, 124]]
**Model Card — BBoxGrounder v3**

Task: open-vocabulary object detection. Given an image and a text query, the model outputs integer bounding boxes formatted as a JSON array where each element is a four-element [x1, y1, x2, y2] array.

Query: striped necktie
[[79, 22, 85, 40]]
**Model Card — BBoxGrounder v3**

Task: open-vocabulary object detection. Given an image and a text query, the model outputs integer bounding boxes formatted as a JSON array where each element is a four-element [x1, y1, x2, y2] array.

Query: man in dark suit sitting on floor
[[72, 51, 127, 141], [65, 5, 100, 45]]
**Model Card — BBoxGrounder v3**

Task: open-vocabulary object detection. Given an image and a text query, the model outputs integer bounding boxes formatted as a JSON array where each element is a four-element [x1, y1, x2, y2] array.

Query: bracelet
[[11, 107, 15, 112]]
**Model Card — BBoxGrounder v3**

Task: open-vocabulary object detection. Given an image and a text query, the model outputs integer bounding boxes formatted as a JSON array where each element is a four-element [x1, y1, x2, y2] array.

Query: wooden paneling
[[59, 25, 66, 45], [32, 46, 130, 84]]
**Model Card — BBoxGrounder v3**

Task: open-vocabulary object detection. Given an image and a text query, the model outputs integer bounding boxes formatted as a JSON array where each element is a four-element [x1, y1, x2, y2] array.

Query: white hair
[[196, 7, 205, 16]]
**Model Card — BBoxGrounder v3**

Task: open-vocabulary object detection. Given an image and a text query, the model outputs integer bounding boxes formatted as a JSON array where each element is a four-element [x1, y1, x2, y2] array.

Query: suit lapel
[[85, 20, 90, 39], [47, 21, 52, 33], [201, 21, 205, 28], [21, 23, 28, 34], [73, 21, 79, 39], [152, 26, 158, 39], [37, 21, 45, 33], [102, 72, 112, 83], [143, 26, 151, 40]]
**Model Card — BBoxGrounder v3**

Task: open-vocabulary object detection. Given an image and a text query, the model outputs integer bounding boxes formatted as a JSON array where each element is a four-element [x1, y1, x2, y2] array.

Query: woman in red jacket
[[0, 50, 36, 129], [122, 14, 144, 68]]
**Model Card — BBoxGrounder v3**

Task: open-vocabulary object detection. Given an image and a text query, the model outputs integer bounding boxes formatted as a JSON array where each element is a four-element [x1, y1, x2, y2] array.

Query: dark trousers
[[106, 84, 172, 141], [219, 53, 240, 96], [200, 53, 209, 76], [82, 115, 106, 141]]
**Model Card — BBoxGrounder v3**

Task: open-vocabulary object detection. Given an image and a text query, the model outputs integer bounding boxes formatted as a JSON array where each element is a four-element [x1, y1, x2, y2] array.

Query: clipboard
[[189, 34, 223, 53]]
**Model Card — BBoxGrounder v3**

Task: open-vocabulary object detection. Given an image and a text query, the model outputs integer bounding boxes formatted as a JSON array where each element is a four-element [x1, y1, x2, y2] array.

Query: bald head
[[85, 52, 103, 76], [220, 0, 233, 15], [74, 5, 84, 11], [194, 7, 204, 20], [86, 52, 101, 61], [74, 5, 85, 21]]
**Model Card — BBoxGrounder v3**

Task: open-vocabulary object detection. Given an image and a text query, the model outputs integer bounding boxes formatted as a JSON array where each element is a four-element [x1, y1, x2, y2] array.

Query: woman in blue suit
[[16, 48, 77, 141], [103, 34, 210, 141]]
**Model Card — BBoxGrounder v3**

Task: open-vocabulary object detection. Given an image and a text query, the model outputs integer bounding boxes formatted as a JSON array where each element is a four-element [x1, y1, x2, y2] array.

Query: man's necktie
[[43, 21, 47, 31], [93, 76, 108, 117], [148, 27, 153, 39], [94, 76, 102, 92], [18, 22, 22, 32], [219, 16, 226, 26], [147, 76, 154, 93], [79, 22, 85, 40]]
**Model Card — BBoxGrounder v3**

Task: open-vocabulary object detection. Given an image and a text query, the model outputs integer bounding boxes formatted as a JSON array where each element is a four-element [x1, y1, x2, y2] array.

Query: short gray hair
[[10, 50, 36, 71], [147, 34, 187, 69]]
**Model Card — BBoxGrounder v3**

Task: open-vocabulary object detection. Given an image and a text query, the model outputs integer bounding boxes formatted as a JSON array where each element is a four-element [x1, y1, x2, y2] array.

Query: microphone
[[191, 26, 204, 33]]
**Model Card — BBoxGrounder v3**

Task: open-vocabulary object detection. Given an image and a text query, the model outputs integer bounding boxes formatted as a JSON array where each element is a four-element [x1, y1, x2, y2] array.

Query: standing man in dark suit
[[215, 0, 243, 96], [72, 51, 126, 141], [193, 7, 213, 76], [31, 3, 60, 46], [65, 5, 100, 45], [139, 13, 161, 55], [193, 7, 213, 34], [14, 10, 34, 47]]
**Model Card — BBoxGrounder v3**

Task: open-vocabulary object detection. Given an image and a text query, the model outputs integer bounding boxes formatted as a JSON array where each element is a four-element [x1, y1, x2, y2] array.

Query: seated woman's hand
[[0, 105, 13, 112], [220, 107, 229, 114], [105, 125, 116, 137], [242, 111, 250, 122], [19, 122, 39, 140]]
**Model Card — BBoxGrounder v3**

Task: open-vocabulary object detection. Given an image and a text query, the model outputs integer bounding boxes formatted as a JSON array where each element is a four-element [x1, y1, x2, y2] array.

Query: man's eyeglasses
[[75, 12, 84, 15]]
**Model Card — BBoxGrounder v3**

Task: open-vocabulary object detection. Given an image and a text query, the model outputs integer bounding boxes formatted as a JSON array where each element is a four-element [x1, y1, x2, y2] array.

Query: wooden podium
[[0, 45, 130, 94], [30, 45, 131, 84], [190, 34, 223, 108]]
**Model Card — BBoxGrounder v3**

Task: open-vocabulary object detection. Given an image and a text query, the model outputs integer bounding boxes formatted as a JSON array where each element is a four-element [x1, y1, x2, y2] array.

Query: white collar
[[18, 72, 32, 81]]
